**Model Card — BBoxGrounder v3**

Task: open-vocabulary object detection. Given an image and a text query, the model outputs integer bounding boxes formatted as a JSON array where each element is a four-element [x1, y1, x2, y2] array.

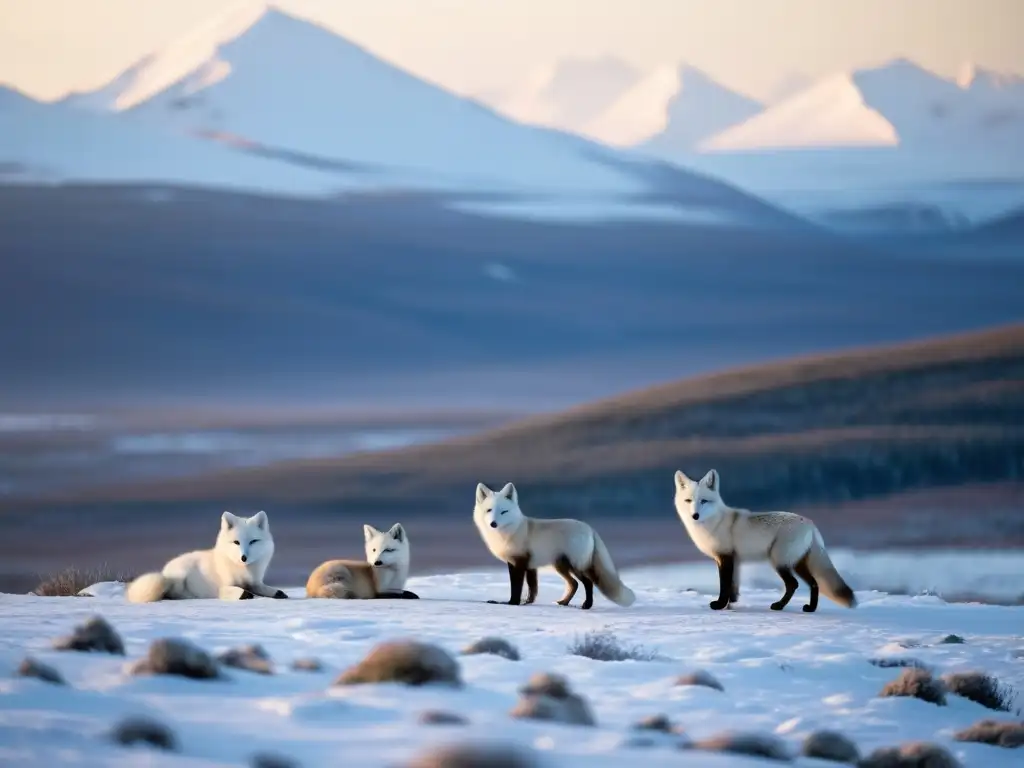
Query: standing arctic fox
[[305, 523, 419, 599], [126, 511, 288, 602], [673, 469, 855, 612], [473, 482, 635, 609]]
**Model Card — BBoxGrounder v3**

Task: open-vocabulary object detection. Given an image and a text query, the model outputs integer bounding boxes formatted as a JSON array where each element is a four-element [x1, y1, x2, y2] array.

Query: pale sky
[[1, 0, 1022, 102]]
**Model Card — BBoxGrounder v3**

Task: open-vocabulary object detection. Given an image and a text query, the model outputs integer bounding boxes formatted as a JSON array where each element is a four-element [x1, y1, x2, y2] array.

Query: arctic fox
[[673, 469, 856, 612], [125, 510, 288, 603], [305, 523, 419, 599], [473, 482, 635, 609]]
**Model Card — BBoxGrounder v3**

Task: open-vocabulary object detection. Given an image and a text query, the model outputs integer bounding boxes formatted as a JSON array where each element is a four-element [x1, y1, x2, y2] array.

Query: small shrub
[[567, 631, 661, 662], [52, 616, 125, 655], [859, 741, 962, 767], [879, 669, 946, 705], [461, 637, 520, 661], [801, 730, 860, 764], [633, 714, 683, 734], [953, 719, 1024, 748], [335, 640, 461, 687], [16, 657, 65, 685], [941, 671, 1018, 713], [109, 717, 177, 751], [688, 732, 792, 762], [939, 634, 966, 645], [129, 638, 221, 680], [675, 669, 724, 691], [33, 566, 133, 597]]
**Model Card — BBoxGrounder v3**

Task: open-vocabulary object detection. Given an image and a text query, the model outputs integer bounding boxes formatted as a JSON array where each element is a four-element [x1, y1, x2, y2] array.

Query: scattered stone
[[335, 640, 461, 687], [405, 741, 542, 768], [129, 638, 221, 680], [941, 671, 1017, 712], [688, 732, 792, 762], [633, 714, 680, 734], [418, 710, 470, 726], [675, 669, 724, 691], [939, 634, 966, 645], [218, 644, 273, 675], [16, 657, 65, 685], [251, 752, 301, 768], [52, 616, 125, 655], [290, 657, 323, 672], [859, 741, 963, 767], [109, 716, 177, 751], [460, 637, 521, 661], [509, 672, 595, 727], [953, 719, 1024, 748], [801, 730, 860, 764], [879, 668, 946, 706]]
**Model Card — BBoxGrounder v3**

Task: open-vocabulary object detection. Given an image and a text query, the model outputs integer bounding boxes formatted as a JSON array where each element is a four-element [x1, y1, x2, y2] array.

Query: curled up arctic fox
[[306, 523, 419, 599], [674, 469, 856, 612]]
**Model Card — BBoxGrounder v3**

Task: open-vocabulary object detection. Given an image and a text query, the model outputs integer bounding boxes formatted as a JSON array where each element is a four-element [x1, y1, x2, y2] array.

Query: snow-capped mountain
[[60, 4, 648, 197], [702, 58, 1024, 152], [0, 83, 332, 193], [583, 64, 763, 151], [481, 56, 641, 133]]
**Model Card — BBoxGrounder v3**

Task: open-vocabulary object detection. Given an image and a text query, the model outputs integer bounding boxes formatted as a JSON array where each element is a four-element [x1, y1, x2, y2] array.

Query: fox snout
[[240, 554, 248, 563], [373, 559, 383, 566], [489, 521, 498, 528], [691, 512, 700, 521]]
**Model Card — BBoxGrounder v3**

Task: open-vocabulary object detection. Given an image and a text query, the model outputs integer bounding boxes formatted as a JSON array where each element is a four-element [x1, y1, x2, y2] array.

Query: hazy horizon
[[2, 0, 1022, 104]]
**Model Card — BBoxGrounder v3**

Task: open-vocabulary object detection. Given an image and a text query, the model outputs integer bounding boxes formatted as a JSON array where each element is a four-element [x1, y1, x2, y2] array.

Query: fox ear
[[250, 510, 268, 530], [674, 470, 691, 490], [363, 524, 380, 542], [700, 469, 719, 492], [221, 511, 237, 530], [499, 482, 517, 503], [475, 483, 493, 505], [388, 523, 405, 543]]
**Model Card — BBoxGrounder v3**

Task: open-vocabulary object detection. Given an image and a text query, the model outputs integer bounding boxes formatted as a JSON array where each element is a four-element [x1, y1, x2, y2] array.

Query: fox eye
[[499, 509, 507, 515], [700, 499, 710, 505], [232, 540, 240, 545], [249, 539, 259, 545], [683, 499, 692, 504], [383, 548, 395, 553]]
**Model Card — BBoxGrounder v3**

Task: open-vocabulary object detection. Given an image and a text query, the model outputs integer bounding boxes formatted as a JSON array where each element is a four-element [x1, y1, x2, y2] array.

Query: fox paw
[[273, 590, 289, 599], [487, 599, 521, 605], [770, 601, 787, 611], [709, 599, 729, 610], [802, 604, 816, 613], [239, 590, 256, 600]]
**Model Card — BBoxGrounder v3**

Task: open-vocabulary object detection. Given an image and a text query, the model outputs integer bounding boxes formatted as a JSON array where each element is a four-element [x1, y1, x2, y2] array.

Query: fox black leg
[[771, 566, 799, 611], [488, 558, 527, 605], [578, 568, 595, 610], [376, 590, 421, 599], [730, 561, 741, 604], [793, 556, 818, 613], [524, 568, 538, 604], [239, 590, 256, 600], [710, 554, 735, 610]]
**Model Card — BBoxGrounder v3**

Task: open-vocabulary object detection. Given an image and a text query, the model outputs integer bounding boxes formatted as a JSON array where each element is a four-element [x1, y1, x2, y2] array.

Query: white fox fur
[[125, 510, 287, 603], [306, 523, 419, 599], [674, 469, 855, 612], [473, 482, 635, 609]]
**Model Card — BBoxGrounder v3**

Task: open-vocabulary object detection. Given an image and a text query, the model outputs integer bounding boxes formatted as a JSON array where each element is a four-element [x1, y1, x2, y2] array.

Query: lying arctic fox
[[126, 510, 288, 602], [305, 523, 419, 599]]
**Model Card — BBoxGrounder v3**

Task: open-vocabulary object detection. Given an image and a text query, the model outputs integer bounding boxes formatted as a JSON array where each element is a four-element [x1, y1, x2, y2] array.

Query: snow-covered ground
[[2, 554, 1022, 767]]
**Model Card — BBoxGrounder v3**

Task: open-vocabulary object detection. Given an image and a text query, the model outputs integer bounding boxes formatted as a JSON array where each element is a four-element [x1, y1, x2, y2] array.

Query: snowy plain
[[2, 553, 1022, 767]]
